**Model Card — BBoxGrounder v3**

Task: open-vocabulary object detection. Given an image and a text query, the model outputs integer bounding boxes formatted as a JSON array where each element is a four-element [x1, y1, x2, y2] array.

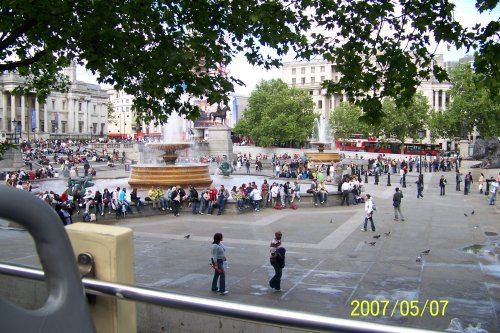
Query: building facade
[[281, 55, 457, 149], [0, 63, 108, 141]]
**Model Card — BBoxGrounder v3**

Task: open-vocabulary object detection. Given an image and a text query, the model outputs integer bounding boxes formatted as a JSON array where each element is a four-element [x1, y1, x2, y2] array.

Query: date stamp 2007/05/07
[[351, 299, 449, 318]]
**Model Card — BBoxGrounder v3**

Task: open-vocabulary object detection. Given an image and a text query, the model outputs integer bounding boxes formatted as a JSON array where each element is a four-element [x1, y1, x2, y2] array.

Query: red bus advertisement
[[336, 136, 441, 156], [364, 141, 441, 156]]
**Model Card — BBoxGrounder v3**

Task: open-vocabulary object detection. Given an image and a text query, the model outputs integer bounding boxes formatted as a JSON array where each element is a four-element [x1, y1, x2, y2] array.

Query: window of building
[[320, 76, 325, 82], [52, 100, 55, 110], [292, 78, 296, 85], [320, 66, 325, 72], [93, 105, 96, 112], [301, 77, 306, 84], [61, 121, 66, 133], [301, 67, 306, 74], [40, 120, 44, 132], [126, 106, 130, 112], [332, 65, 337, 72], [335, 75, 339, 82], [93, 123, 98, 134], [311, 67, 315, 73], [292, 68, 296, 75], [78, 121, 83, 133], [311, 77, 315, 83], [438, 90, 443, 108], [78, 102, 82, 111], [318, 100, 323, 109], [51, 121, 57, 133], [310, 90, 313, 95], [62, 101, 66, 110]]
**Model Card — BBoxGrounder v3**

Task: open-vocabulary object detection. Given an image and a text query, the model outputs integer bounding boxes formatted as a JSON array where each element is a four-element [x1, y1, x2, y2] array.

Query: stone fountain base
[[128, 164, 212, 189], [305, 152, 341, 163]]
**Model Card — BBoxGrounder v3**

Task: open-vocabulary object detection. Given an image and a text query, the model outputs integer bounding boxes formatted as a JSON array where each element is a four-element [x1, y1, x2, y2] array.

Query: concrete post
[[66, 223, 136, 333]]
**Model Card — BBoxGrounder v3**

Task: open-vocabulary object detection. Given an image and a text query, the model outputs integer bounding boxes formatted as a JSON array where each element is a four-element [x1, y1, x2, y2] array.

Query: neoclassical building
[[0, 63, 108, 141], [281, 55, 459, 148]]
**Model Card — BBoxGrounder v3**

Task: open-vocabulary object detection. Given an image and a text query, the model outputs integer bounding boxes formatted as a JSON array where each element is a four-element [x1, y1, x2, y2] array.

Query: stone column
[[21, 94, 26, 134], [43, 102, 48, 134], [2, 91, 8, 131], [68, 98, 74, 133], [10, 94, 16, 125]]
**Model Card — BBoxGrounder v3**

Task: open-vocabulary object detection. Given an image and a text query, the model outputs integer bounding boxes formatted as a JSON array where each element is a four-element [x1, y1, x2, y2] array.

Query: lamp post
[[454, 137, 459, 172], [418, 129, 426, 185], [11, 120, 18, 144]]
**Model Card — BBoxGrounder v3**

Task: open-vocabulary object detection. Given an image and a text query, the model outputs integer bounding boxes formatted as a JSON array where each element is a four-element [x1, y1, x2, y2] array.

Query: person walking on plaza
[[489, 180, 498, 205], [361, 194, 375, 232], [416, 175, 424, 199], [456, 171, 462, 191], [211, 233, 228, 295], [269, 231, 285, 291], [340, 179, 350, 206], [478, 173, 485, 194], [439, 175, 447, 196], [393, 187, 405, 221]]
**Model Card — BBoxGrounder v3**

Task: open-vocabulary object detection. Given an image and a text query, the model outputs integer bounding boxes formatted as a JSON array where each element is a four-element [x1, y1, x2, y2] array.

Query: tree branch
[[0, 49, 47, 71], [0, 19, 37, 52]]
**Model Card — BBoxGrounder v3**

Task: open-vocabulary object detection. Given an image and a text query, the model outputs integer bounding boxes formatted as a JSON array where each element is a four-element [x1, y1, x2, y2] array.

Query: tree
[[233, 79, 315, 147], [1, 1, 497, 124], [329, 102, 370, 148], [380, 93, 431, 152], [428, 63, 500, 140]]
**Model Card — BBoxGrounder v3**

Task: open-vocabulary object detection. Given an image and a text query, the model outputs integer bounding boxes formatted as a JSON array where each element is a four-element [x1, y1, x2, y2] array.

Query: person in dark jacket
[[269, 231, 285, 291]]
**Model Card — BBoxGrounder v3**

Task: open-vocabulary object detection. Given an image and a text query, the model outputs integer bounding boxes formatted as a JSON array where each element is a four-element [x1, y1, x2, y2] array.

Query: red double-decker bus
[[336, 135, 441, 156], [364, 141, 441, 156], [335, 134, 376, 151]]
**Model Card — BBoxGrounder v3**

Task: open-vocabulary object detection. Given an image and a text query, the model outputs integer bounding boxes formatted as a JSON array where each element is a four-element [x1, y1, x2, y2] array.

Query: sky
[[76, 0, 498, 97]]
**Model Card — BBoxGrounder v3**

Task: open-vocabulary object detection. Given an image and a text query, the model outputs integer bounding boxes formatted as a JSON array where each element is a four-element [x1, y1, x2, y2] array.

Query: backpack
[[274, 204, 283, 210], [276, 247, 286, 268], [291, 204, 298, 210]]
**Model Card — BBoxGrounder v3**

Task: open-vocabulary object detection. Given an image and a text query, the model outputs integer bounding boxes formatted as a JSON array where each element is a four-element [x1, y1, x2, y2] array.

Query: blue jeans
[[207, 200, 214, 214], [217, 198, 226, 214], [269, 258, 282, 290], [158, 197, 167, 209], [200, 199, 207, 213], [191, 201, 198, 214], [364, 215, 375, 231], [211, 259, 226, 292], [237, 199, 244, 209], [254, 200, 261, 210]]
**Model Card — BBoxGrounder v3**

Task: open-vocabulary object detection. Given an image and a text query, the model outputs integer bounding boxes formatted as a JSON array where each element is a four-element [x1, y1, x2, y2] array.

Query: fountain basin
[[305, 152, 341, 163], [128, 164, 212, 188]]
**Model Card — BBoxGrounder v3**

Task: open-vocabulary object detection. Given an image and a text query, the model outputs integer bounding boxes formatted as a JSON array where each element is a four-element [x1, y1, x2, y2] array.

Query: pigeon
[[330, 219, 333, 223], [184, 234, 190, 239], [368, 242, 376, 246], [416, 255, 422, 263], [464, 213, 468, 217], [373, 235, 381, 239], [384, 232, 391, 236], [421, 249, 430, 255], [473, 225, 479, 229], [471, 210, 475, 215]]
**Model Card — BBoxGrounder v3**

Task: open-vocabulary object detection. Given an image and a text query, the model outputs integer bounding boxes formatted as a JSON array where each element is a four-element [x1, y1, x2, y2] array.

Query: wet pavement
[[1, 164, 499, 332]]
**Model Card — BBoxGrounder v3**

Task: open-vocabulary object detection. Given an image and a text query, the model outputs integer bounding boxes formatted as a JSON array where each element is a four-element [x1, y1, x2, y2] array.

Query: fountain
[[305, 116, 340, 163], [128, 113, 212, 188]]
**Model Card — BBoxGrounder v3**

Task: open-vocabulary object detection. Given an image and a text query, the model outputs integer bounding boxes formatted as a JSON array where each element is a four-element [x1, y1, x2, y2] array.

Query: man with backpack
[[269, 231, 285, 291]]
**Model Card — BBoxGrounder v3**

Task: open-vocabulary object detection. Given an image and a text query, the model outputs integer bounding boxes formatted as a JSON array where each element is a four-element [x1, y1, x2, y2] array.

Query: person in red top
[[207, 185, 218, 215]]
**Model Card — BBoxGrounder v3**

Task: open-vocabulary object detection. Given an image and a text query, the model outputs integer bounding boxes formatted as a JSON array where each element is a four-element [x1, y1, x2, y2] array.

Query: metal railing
[[0, 262, 437, 333]]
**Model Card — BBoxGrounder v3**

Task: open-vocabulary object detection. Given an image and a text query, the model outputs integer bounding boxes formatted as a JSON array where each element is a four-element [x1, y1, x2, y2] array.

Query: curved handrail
[[0, 186, 95, 333]]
